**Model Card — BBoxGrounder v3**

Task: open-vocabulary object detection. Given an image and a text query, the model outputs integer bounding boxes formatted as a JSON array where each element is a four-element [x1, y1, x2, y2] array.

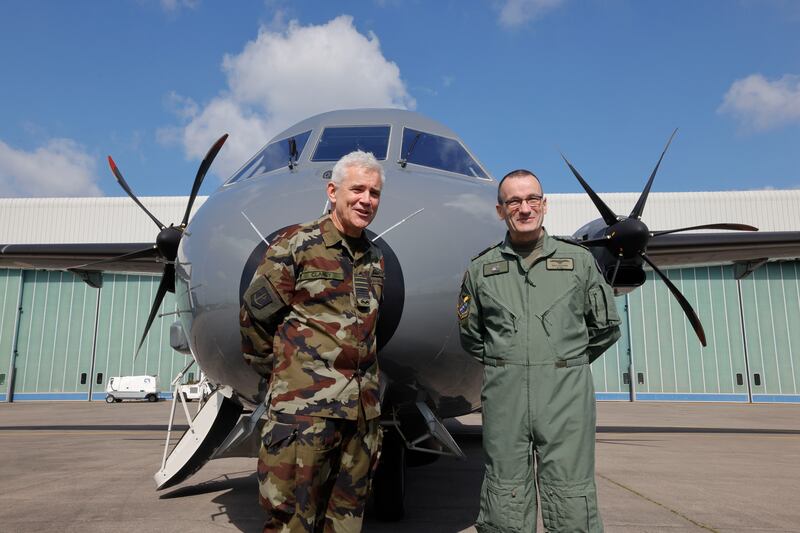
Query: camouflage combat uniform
[[240, 214, 385, 533]]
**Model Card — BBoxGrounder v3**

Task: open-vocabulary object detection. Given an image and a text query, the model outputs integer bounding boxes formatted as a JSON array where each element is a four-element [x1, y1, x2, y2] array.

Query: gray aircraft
[[2, 108, 800, 519]]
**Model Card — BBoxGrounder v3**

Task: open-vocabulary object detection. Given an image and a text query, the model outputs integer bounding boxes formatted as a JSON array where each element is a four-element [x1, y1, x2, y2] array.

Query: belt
[[271, 412, 318, 424], [483, 353, 589, 368]]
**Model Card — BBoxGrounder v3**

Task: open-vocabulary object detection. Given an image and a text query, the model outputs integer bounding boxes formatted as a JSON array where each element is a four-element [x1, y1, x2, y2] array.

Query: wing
[[0, 242, 163, 274], [645, 231, 800, 268]]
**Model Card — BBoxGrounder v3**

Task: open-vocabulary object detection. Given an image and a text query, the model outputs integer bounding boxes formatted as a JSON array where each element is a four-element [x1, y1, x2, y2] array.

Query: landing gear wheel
[[371, 427, 406, 521], [105, 395, 115, 404]]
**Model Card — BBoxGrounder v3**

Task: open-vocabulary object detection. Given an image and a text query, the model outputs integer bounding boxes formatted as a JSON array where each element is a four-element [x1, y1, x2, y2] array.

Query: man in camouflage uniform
[[240, 150, 386, 532], [459, 170, 621, 532]]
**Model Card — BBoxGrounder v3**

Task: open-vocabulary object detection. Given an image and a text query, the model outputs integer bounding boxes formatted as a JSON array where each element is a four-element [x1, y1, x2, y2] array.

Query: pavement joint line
[[597, 473, 720, 533]]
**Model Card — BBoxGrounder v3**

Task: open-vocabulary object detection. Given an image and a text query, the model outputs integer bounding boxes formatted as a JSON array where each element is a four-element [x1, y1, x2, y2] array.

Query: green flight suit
[[458, 229, 621, 533]]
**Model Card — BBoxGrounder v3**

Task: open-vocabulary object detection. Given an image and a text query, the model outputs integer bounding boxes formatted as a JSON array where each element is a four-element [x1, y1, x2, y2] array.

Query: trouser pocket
[[540, 480, 601, 533], [476, 473, 530, 532], [258, 420, 299, 521]]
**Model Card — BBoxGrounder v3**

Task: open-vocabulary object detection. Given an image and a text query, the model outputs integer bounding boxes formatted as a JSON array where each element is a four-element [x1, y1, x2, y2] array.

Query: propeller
[[561, 131, 757, 347], [103, 134, 228, 357]]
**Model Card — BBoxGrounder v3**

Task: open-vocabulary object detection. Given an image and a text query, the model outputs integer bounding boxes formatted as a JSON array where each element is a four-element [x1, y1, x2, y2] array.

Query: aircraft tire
[[105, 395, 115, 404], [371, 427, 405, 521]]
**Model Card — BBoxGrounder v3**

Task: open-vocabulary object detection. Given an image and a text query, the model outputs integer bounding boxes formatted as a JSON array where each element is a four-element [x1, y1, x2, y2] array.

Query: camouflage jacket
[[240, 214, 385, 420]]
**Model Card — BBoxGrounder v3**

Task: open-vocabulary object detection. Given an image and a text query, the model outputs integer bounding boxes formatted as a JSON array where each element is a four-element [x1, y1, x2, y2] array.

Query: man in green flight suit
[[458, 169, 621, 532]]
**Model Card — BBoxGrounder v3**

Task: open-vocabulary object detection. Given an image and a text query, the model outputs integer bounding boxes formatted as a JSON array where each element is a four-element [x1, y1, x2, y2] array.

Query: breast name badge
[[546, 257, 574, 270], [483, 261, 509, 277]]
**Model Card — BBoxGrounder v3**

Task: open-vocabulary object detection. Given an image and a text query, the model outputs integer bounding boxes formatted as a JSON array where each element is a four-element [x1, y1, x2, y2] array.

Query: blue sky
[[1, 0, 799, 198]]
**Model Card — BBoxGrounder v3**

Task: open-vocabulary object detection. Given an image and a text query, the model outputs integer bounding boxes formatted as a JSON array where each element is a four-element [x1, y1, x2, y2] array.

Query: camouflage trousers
[[258, 411, 383, 533]]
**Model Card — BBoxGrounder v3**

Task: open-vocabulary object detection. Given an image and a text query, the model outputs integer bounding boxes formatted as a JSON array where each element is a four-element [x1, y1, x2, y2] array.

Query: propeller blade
[[560, 153, 619, 226], [609, 257, 622, 287], [641, 253, 707, 346], [135, 264, 174, 359], [181, 134, 229, 228], [577, 237, 612, 247], [629, 129, 677, 220], [68, 245, 159, 270], [651, 223, 758, 237], [107, 156, 166, 230]]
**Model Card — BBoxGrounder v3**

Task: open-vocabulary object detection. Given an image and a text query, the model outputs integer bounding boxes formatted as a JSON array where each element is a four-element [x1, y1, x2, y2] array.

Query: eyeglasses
[[503, 195, 543, 210]]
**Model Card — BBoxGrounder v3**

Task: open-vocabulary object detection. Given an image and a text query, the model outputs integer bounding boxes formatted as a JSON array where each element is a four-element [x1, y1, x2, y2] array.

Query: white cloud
[[162, 15, 415, 179], [0, 139, 103, 197], [497, 0, 565, 28], [719, 74, 800, 131]]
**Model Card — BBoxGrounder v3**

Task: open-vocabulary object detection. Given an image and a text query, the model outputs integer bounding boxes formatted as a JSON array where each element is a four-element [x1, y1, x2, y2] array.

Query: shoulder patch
[[472, 241, 502, 261], [483, 260, 509, 276], [250, 286, 272, 309]]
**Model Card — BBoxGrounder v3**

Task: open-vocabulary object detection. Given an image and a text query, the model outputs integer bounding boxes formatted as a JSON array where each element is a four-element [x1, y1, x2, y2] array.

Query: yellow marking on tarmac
[[597, 473, 720, 532]]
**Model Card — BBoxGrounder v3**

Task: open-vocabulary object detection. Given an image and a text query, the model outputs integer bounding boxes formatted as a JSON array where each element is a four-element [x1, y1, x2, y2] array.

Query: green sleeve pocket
[[588, 285, 608, 325]]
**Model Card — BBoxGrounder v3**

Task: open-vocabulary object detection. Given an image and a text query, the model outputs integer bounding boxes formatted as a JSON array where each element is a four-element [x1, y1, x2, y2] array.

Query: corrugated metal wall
[[3, 262, 797, 403], [1, 269, 187, 401], [590, 262, 800, 403], [1, 191, 799, 243]]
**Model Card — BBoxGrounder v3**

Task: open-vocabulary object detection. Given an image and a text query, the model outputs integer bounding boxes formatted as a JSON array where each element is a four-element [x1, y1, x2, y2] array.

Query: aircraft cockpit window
[[227, 130, 312, 184], [400, 128, 489, 179], [311, 126, 390, 161]]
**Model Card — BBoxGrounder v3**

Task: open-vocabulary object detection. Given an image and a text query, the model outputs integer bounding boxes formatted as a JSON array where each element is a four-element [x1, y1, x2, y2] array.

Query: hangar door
[[0, 270, 23, 401], [11, 270, 99, 400], [739, 262, 800, 403], [91, 273, 182, 401], [628, 265, 750, 401]]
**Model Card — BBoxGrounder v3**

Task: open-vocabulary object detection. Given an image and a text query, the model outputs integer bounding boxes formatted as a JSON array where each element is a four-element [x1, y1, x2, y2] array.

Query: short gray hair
[[497, 169, 542, 204], [331, 150, 385, 186]]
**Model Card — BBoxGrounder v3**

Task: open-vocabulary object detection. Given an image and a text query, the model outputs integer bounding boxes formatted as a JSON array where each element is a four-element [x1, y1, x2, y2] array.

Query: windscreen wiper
[[398, 132, 423, 168], [288, 138, 299, 170]]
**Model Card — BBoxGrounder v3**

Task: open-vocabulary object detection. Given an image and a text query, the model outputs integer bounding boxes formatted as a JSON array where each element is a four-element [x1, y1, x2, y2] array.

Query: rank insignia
[[457, 295, 470, 321], [354, 274, 371, 310], [546, 257, 574, 270], [483, 261, 509, 276]]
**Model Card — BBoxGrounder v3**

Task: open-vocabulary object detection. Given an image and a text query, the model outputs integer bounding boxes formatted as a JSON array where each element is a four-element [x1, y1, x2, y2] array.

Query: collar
[[320, 215, 343, 248], [319, 214, 370, 259], [499, 228, 557, 260]]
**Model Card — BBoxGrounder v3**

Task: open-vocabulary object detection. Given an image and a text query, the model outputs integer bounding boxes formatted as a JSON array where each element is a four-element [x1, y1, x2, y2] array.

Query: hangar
[[0, 190, 798, 403]]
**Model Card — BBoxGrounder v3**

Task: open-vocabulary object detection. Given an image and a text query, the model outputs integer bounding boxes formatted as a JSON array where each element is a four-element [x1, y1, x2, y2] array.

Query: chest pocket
[[478, 287, 518, 358], [539, 283, 589, 357], [369, 266, 384, 303]]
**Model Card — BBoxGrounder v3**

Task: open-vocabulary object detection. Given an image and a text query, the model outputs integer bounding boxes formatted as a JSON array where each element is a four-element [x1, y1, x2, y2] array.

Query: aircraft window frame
[[225, 130, 312, 185], [310, 125, 391, 162], [399, 127, 490, 180]]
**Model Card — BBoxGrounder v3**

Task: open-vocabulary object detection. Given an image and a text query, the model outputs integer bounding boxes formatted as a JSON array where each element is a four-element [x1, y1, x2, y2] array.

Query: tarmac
[[1, 400, 799, 532]]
